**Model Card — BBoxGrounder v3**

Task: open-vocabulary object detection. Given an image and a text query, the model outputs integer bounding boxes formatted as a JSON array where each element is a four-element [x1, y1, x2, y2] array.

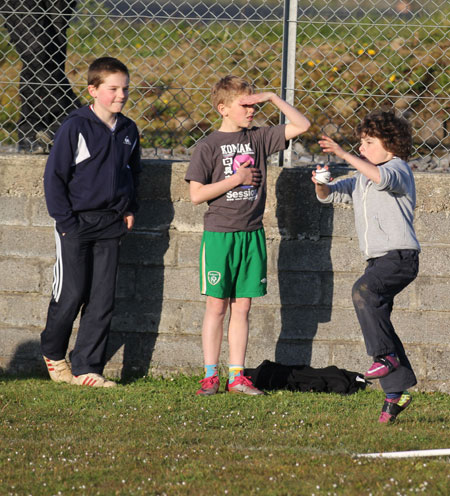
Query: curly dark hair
[[355, 108, 412, 160]]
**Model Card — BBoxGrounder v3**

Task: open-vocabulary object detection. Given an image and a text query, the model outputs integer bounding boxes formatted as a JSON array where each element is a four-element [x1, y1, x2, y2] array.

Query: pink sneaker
[[365, 355, 399, 379], [196, 374, 220, 396], [379, 392, 412, 423], [225, 375, 264, 395]]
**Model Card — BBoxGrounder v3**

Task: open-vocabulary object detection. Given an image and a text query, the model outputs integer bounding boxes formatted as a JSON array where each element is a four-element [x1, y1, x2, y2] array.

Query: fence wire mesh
[[0, 1, 448, 166]]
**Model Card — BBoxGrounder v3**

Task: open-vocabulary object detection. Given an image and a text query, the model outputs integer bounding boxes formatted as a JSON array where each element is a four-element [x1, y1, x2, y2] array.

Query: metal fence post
[[280, 0, 298, 168]]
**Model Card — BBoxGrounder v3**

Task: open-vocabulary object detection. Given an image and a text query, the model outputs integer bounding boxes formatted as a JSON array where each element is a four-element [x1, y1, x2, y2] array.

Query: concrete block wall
[[0, 154, 449, 391]]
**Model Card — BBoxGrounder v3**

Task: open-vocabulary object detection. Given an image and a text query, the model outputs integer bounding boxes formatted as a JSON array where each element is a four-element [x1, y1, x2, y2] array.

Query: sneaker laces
[[199, 375, 218, 387], [231, 375, 254, 387], [50, 359, 70, 372]]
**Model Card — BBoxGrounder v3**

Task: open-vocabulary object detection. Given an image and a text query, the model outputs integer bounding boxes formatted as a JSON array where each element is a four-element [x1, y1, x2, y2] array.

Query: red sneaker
[[225, 375, 264, 395], [196, 374, 220, 396]]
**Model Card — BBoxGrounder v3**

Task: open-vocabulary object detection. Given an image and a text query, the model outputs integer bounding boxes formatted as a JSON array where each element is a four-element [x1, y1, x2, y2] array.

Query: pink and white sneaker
[[196, 374, 220, 396], [225, 375, 264, 395], [365, 355, 399, 379]]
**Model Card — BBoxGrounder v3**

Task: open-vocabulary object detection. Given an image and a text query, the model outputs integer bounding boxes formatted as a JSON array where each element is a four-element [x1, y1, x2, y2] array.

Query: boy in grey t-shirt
[[185, 75, 310, 396]]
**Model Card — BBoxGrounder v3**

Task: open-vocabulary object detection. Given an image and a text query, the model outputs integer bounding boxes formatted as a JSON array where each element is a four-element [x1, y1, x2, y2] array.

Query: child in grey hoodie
[[313, 109, 420, 423]]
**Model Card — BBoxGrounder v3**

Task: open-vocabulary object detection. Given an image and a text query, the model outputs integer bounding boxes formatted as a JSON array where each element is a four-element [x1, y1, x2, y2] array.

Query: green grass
[[0, 376, 449, 495]]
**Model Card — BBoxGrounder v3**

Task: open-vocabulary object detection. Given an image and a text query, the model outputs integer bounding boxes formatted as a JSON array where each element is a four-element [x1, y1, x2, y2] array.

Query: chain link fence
[[0, 1, 448, 166]]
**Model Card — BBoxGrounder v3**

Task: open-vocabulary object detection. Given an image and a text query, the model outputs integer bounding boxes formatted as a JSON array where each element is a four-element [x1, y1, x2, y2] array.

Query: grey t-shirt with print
[[185, 125, 287, 232]]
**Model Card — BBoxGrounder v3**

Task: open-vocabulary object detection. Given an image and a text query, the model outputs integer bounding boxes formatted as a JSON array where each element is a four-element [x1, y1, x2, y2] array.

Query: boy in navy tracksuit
[[41, 57, 140, 387]]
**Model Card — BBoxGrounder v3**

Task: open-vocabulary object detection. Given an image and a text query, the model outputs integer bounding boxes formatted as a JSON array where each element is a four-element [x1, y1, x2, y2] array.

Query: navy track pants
[[352, 250, 419, 393], [41, 229, 121, 376]]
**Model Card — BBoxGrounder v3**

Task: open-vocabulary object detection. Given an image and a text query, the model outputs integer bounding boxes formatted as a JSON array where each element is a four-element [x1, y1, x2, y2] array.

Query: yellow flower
[[135, 43, 142, 49], [357, 49, 364, 55], [367, 49, 376, 56], [389, 74, 396, 82], [409, 79, 414, 85], [332, 66, 338, 72], [307, 60, 315, 67]]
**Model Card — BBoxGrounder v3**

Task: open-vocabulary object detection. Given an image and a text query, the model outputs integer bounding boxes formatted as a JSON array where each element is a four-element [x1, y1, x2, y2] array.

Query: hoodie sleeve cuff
[[56, 217, 78, 234]]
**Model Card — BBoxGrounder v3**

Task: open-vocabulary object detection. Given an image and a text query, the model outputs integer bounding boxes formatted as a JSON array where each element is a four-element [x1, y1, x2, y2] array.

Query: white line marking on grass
[[356, 449, 450, 459]]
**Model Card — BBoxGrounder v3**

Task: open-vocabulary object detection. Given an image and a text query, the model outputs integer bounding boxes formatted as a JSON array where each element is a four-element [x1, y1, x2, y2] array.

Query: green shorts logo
[[208, 271, 221, 286]]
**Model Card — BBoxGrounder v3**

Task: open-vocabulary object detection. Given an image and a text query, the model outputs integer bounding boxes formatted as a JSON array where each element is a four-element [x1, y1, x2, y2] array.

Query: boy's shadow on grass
[[105, 162, 174, 381], [275, 166, 336, 365]]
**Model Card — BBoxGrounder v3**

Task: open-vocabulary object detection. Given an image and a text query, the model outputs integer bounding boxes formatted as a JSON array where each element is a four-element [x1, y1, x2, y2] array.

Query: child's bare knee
[[206, 296, 228, 317], [230, 297, 251, 313]]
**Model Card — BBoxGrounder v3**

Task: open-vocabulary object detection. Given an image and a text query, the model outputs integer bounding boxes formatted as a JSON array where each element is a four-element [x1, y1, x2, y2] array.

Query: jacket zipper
[[110, 131, 117, 203]]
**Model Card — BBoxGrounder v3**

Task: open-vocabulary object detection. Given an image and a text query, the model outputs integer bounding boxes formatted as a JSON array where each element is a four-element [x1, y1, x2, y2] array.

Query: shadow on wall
[[2, 340, 46, 377], [275, 167, 333, 365], [105, 163, 175, 380], [0, 164, 174, 381]]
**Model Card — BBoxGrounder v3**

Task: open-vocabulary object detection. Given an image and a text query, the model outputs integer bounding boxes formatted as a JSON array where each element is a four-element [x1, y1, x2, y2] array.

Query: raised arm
[[239, 92, 310, 140], [318, 135, 382, 184]]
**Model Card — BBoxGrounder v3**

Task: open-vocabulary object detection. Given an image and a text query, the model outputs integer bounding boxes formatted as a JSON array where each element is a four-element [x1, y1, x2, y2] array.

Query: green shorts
[[199, 229, 267, 298]]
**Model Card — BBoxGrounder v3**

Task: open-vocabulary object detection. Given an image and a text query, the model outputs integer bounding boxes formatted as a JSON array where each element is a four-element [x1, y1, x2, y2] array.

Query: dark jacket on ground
[[44, 105, 140, 234], [245, 360, 368, 395]]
